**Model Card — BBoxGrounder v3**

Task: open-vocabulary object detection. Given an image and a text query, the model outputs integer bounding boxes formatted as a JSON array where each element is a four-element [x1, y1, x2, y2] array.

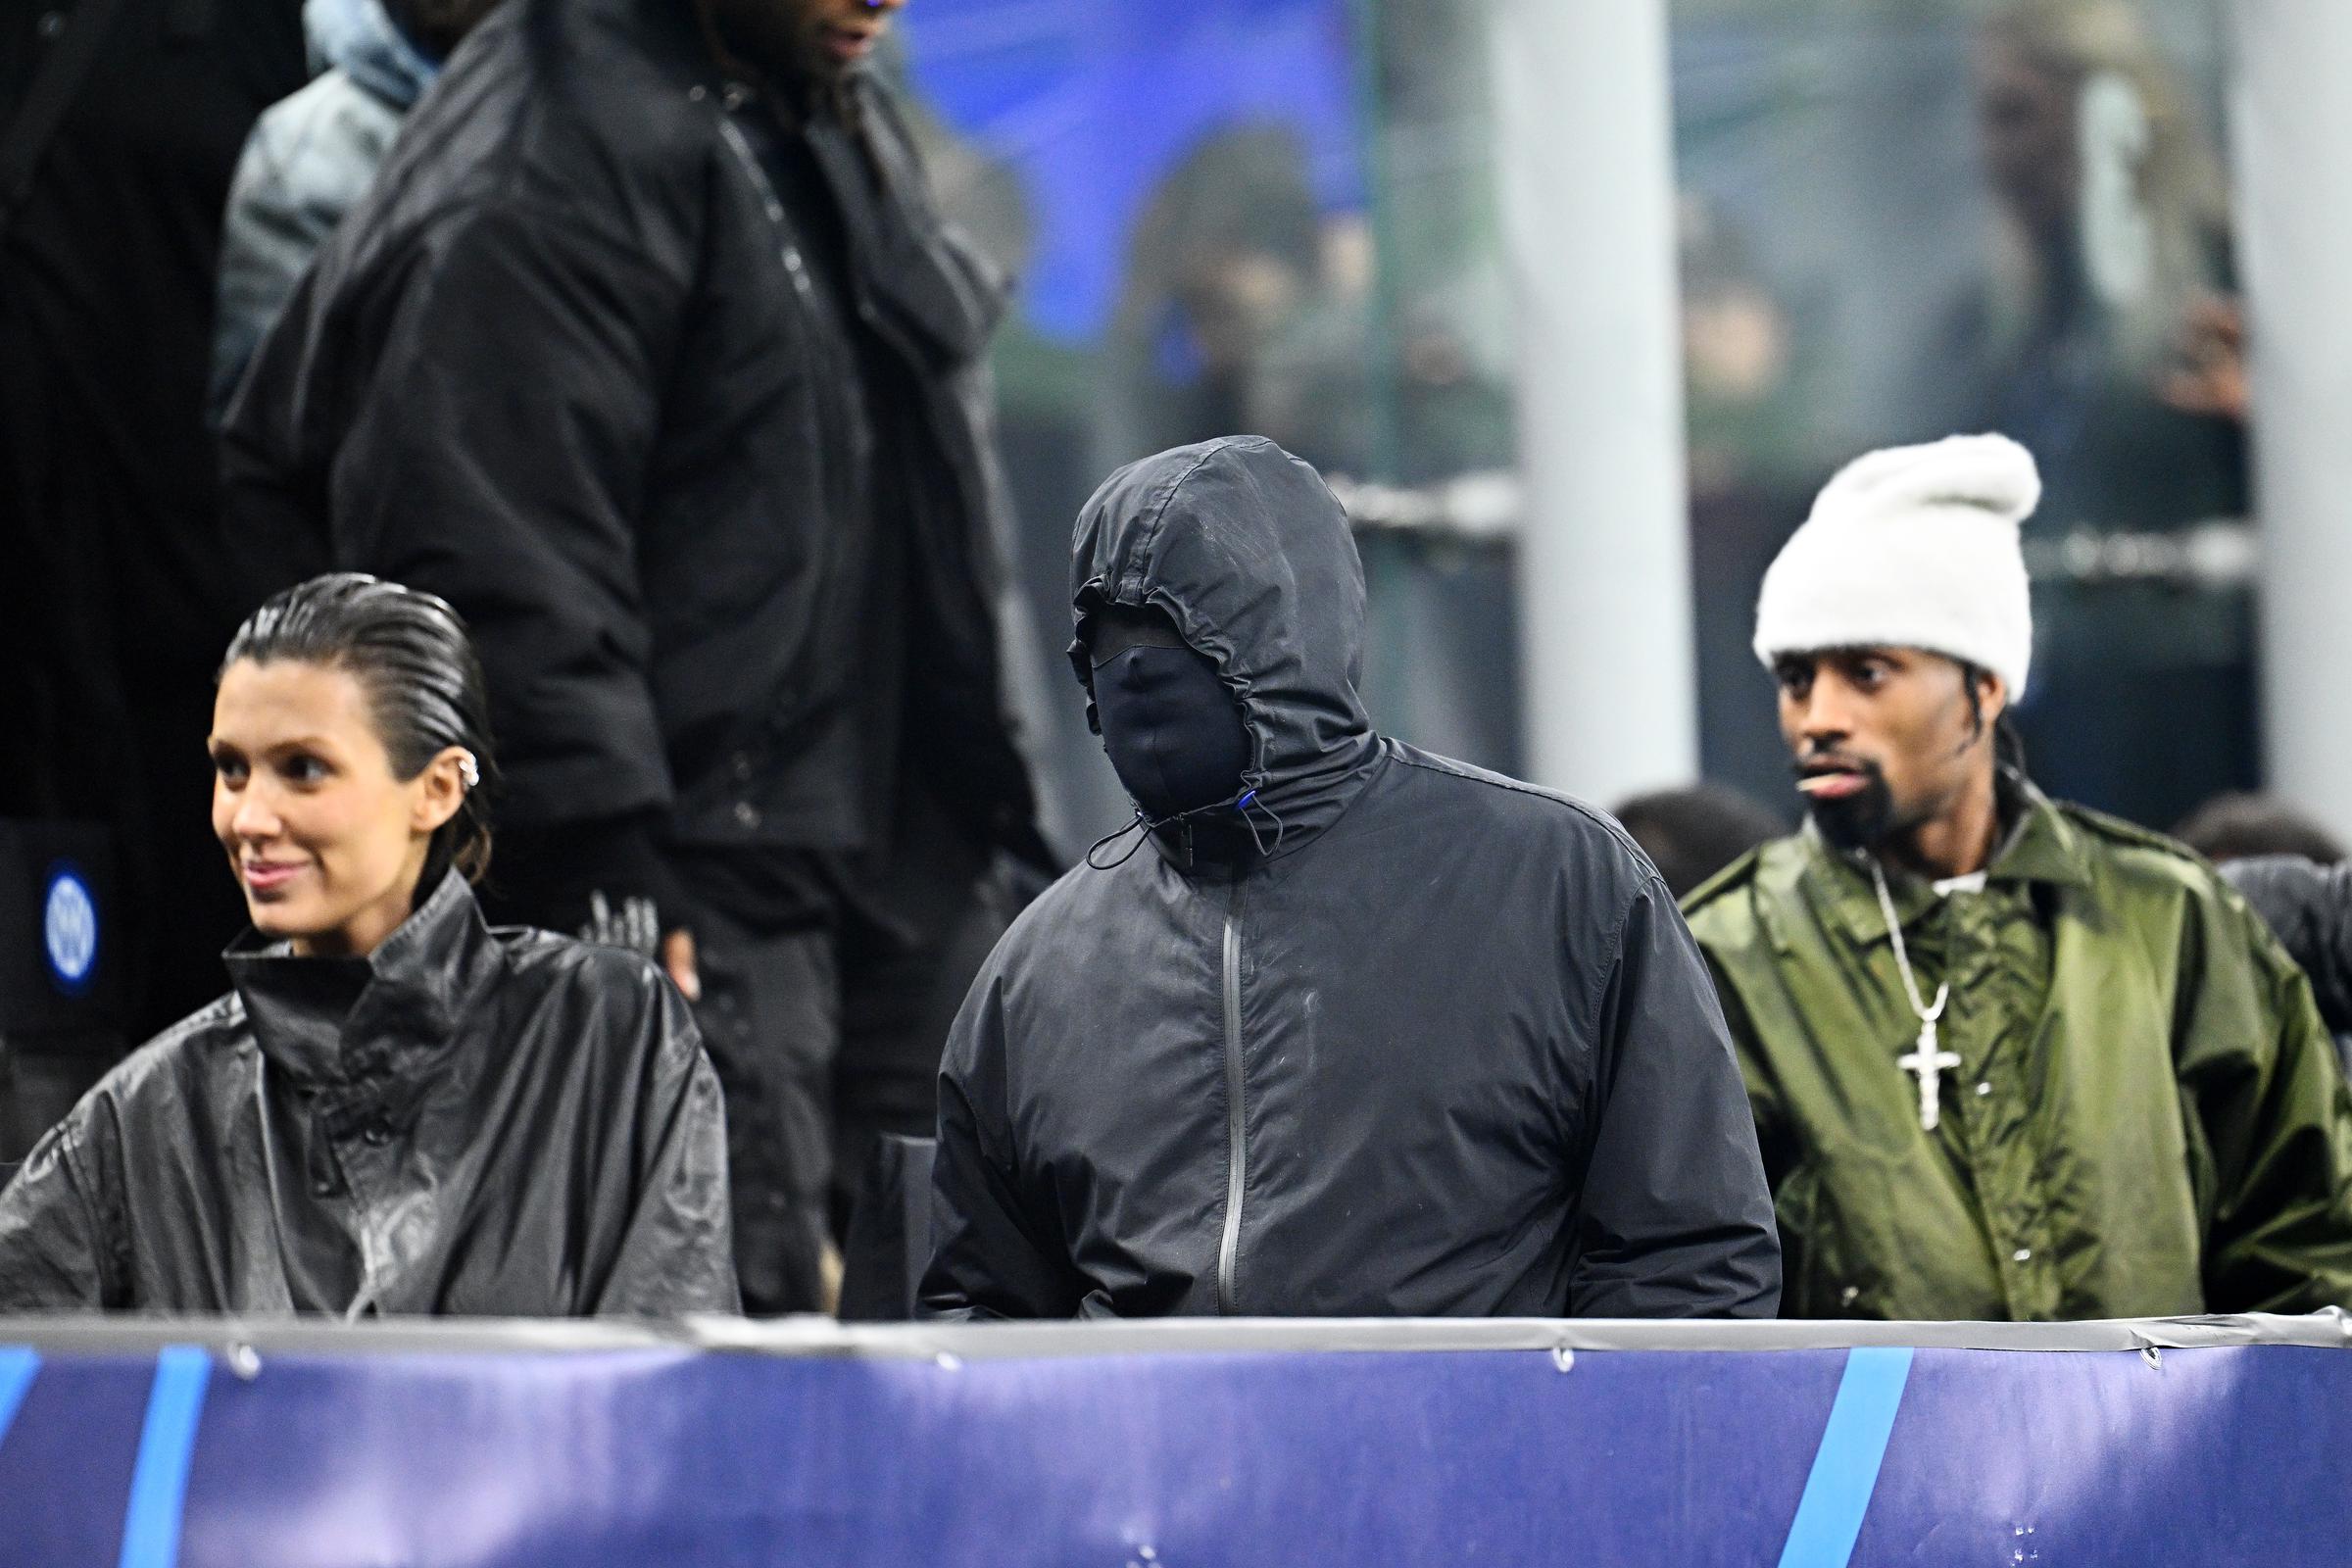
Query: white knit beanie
[[1752, 433, 2039, 698]]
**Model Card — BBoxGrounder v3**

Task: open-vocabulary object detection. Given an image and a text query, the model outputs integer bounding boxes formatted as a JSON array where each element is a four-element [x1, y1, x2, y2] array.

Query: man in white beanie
[[1683, 432, 2352, 1321]]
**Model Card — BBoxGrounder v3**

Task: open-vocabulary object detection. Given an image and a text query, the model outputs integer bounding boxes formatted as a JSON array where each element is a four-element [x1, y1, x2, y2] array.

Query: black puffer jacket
[[921, 438, 1780, 1319], [2223, 856, 2352, 1075], [220, 0, 1042, 866], [0, 873, 737, 1315]]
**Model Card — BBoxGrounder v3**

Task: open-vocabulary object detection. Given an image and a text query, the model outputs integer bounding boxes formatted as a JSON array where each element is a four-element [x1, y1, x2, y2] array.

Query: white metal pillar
[[1491, 0, 1697, 804], [2229, 3, 2352, 837]]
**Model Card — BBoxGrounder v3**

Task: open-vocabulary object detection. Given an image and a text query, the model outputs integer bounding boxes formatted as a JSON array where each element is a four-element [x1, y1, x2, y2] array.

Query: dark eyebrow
[[207, 735, 336, 757]]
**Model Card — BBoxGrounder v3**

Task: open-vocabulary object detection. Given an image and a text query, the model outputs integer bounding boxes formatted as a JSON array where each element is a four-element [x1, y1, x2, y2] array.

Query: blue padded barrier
[[0, 1315, 2343, 1568]]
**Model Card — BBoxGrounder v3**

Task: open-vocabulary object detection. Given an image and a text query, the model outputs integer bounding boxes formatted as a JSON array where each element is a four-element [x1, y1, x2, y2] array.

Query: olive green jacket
[[1684, 786, 2352, 1320]]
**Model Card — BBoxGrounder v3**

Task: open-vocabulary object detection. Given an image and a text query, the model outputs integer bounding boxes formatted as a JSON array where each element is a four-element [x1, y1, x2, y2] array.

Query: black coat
[[220, 0, 1041, 869], [0, 873, 737, 1315], [2223, 855, 2352, 1074], [921, 438, 1781, 1319]]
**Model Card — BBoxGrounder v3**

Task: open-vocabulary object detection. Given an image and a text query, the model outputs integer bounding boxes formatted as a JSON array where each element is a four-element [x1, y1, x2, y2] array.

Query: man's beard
[[1802, 761, 1899, 854]]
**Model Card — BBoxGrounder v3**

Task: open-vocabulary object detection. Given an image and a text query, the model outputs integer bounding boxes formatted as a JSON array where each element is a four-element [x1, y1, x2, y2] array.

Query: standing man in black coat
[[922, 438, 1780, 1319], [220, 0, 1050, 1312]]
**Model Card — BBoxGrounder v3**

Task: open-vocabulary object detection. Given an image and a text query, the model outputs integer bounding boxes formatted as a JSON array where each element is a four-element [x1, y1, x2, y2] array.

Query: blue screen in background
[[900, 0, 1366, 343]]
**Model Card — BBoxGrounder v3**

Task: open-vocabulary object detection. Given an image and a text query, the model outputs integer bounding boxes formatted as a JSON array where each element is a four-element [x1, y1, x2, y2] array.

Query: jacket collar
[[223, 871, 507, 1085], [1804, 774, 2093, 947]]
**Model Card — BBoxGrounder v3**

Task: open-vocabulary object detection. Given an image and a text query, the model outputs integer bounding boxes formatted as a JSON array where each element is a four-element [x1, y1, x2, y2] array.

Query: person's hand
[[2160, 294, 2249, 423], [661, 927, 701, 1003], [583, 891, 698, 1000]]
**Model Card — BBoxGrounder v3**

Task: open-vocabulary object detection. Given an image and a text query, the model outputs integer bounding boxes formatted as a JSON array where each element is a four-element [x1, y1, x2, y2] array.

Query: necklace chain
[[1871, 859, 1949, 1027]]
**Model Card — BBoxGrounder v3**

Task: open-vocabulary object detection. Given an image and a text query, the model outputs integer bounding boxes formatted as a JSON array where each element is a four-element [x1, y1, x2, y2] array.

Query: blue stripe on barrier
[[1775, 1347, 1914, 1568], [118, 1348, 212, 1568], [0, 1348, 36, 1450]]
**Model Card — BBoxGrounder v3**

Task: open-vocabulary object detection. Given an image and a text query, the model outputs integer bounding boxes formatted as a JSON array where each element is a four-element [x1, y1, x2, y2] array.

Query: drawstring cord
[[1237, 789, 1287, 859], [1083, 784, 1290, 871], [1084, 811, 1152, 870]]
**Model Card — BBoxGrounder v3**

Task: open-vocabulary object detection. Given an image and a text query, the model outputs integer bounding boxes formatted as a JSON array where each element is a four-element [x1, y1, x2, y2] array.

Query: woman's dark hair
[[220, 573, 498, 891]]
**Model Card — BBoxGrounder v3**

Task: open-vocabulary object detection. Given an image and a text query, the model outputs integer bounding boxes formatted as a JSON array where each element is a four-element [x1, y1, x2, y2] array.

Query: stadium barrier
[[1, 1311, 2346, 1567]]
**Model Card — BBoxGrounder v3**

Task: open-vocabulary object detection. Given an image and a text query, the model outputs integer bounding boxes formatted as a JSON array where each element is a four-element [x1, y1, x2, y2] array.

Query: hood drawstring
[[1083, 783, 1290, 872], [1238, 788, 1288, 859], [1084, 810, 1152, 870]]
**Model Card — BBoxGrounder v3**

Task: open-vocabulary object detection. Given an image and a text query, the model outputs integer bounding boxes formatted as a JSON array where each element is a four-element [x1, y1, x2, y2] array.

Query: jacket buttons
[[362, 1120, 393, 1148], [311, 1176, 336, 1197], [733, 802, 762, 829], [2011, 1248, 2033, 1264], [37, 12, 66, 39], [731, 752, 755, 782]]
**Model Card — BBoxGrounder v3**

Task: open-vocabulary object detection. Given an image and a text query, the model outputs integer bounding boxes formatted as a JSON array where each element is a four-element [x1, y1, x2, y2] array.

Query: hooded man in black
[[921, 437, 1781, 1318]]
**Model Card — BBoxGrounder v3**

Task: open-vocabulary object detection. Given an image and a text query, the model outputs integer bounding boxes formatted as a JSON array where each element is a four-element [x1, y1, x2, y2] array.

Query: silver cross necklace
[[1871, 860, 1958, 1132]]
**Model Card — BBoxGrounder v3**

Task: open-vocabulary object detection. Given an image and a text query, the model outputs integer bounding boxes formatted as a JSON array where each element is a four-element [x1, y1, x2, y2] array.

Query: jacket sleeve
[[593, 980, 742, 1316], [2180, 887, 2352, 1312], [918, 972, 1084, 1320], [224, 199, 679, 830], [0, 1117, 113, 1310], [2223, 856, 2352, 1038], [210, 111, 322, 429], [1567, 877, 1784, 1318]]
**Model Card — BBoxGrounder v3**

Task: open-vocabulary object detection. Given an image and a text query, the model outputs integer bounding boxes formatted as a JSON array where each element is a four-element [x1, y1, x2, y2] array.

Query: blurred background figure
[[210, 0, 501, 424], [1944, 0, 2251, 827], [1613, 783, 1788, 901], [1104, 123, 1372, 479], [2173, 792, 2348, 867], [0, 0, 306, 1102]]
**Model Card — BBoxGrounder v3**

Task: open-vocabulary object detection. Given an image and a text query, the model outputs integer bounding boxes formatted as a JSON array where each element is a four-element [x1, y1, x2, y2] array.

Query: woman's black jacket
[[0, 873, 737, 1315]]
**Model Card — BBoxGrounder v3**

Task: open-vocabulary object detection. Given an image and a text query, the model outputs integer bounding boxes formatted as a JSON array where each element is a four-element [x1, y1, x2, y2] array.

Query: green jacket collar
[[1803, 777, 2094, 948]]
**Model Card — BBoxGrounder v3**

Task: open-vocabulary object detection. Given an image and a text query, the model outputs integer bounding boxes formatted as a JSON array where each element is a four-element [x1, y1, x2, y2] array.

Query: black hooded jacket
[[220, 0, 1044, 883], [0, 872, 737, 1315], [921, 438, 1781, 1318], [2223, 856, 2352, 1074]]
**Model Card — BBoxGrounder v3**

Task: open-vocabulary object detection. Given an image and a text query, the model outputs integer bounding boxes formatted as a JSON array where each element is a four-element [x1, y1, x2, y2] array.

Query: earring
[[458, 751, 481, 790]]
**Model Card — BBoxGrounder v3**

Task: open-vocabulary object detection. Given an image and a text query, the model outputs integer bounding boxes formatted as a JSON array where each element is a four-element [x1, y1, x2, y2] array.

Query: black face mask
[[1093, 642, 1252, 821]]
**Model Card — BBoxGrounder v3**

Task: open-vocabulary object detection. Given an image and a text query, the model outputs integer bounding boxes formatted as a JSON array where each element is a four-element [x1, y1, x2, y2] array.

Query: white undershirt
[[1932, 871, 1988, 898]]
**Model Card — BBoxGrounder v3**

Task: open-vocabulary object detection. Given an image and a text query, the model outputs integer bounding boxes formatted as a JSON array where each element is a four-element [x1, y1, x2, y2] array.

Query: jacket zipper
[[1216, 881, 1248, 1314]]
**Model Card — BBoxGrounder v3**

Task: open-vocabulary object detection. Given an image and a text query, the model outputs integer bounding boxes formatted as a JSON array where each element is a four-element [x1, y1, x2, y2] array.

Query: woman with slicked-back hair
[[0, 574, 738, 1315]]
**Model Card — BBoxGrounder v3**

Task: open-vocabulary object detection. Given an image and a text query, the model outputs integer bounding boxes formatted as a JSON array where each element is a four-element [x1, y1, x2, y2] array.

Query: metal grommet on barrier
[[1550, 1347, 1576, 1373]]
